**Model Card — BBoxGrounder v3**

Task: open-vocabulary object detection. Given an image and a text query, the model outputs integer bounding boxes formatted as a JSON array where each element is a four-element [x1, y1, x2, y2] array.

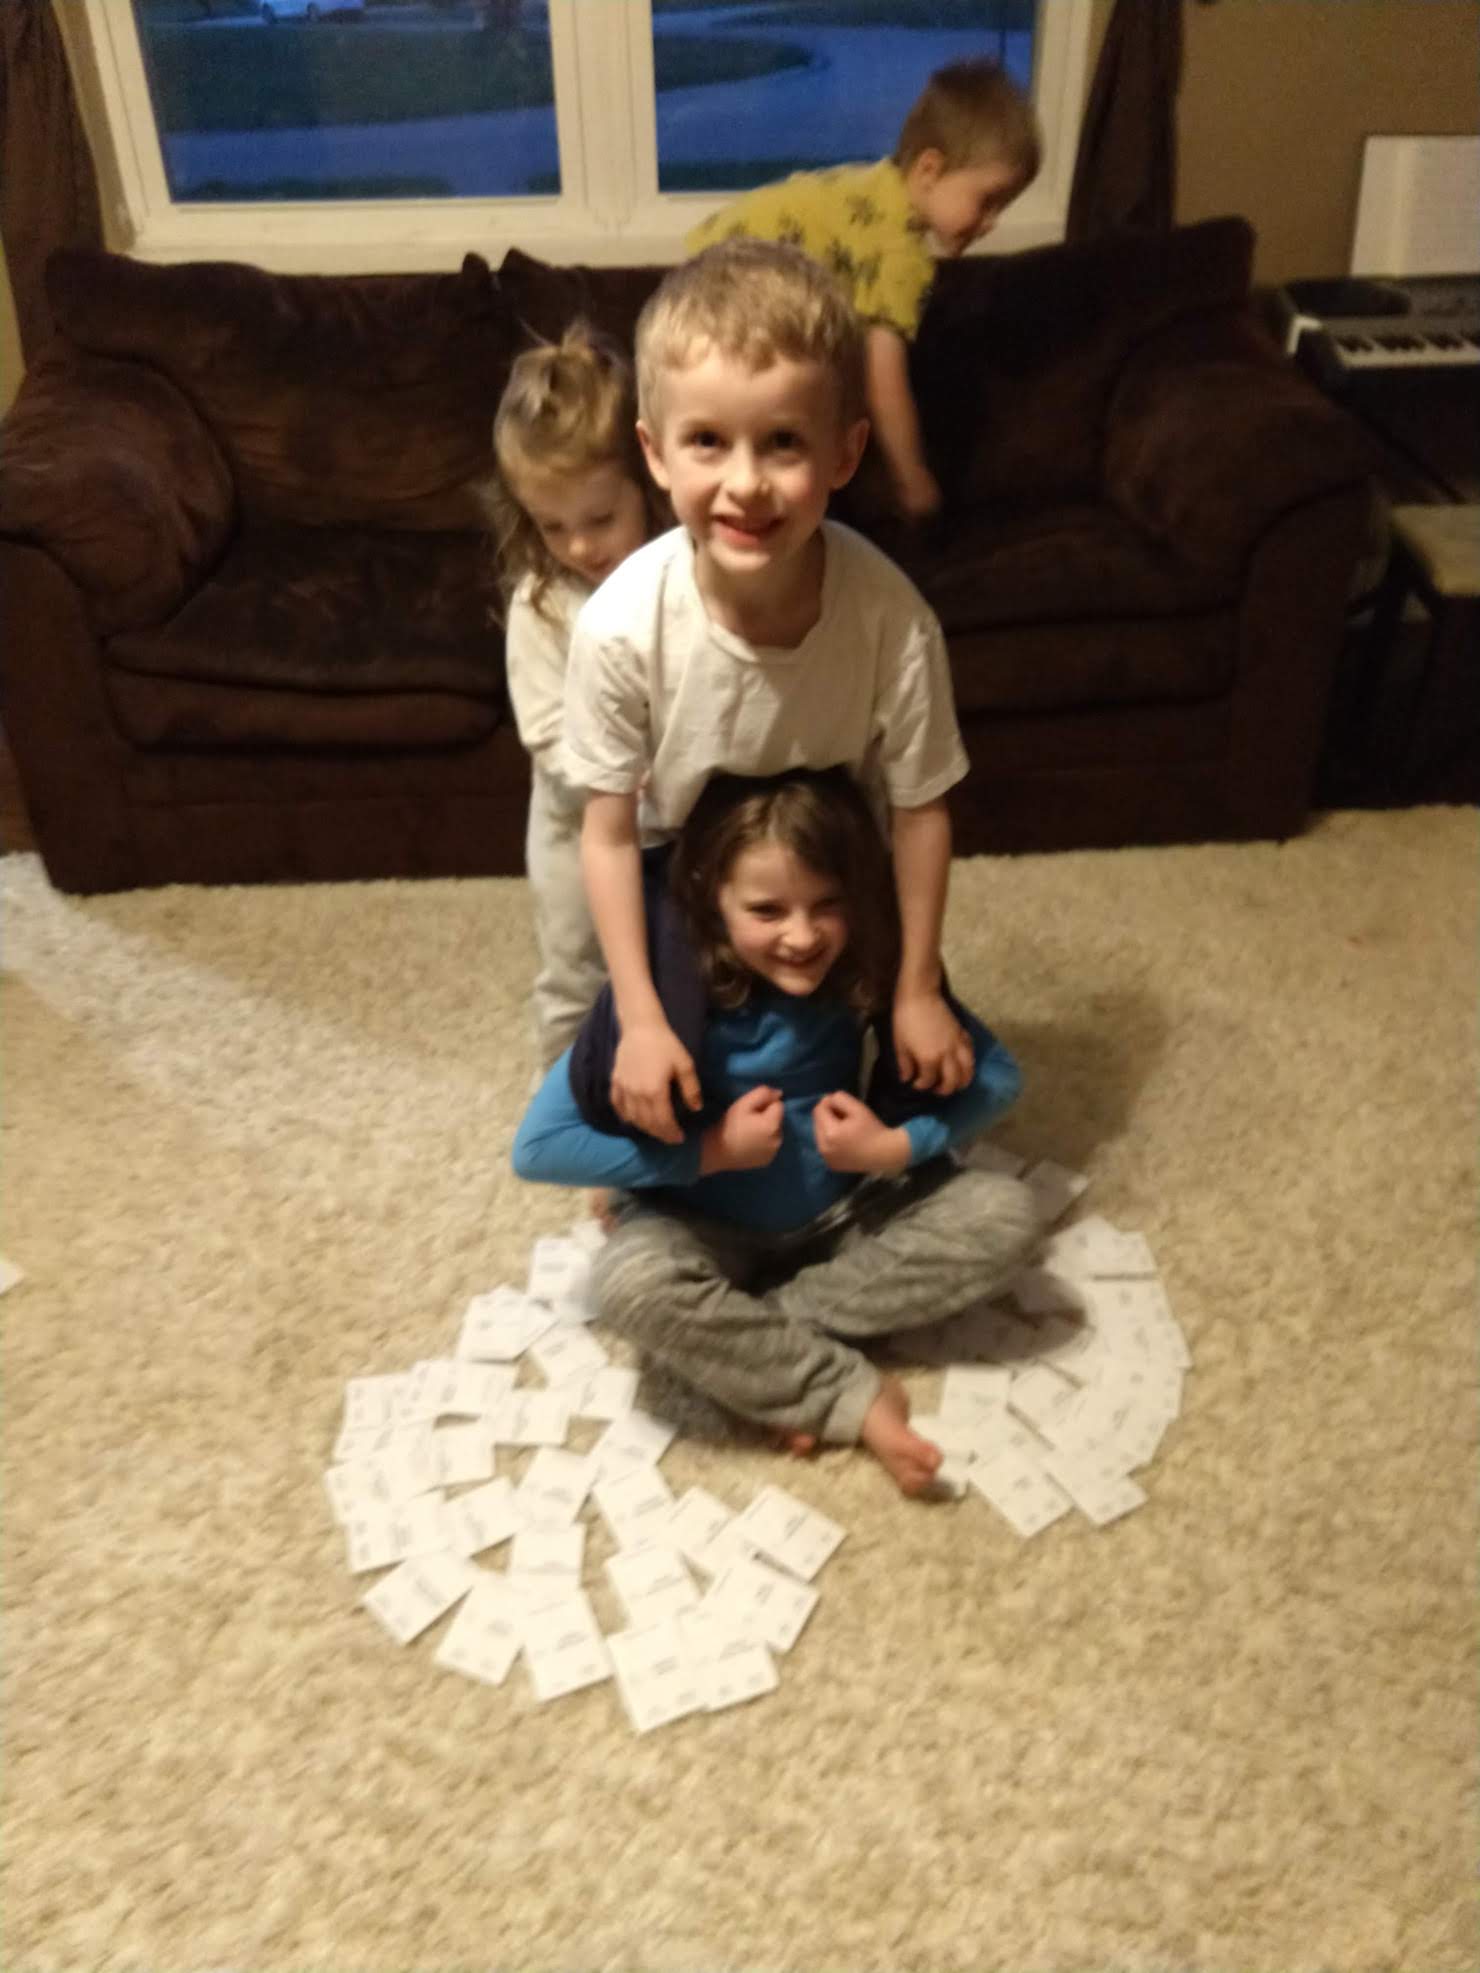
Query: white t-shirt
[[561, 522, 968, 831], [504, 569, 591, 772]]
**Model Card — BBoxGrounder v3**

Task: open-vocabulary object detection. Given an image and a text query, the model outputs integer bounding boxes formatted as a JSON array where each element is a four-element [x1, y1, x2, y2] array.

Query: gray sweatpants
[[592, 1163, 1039, 1446]]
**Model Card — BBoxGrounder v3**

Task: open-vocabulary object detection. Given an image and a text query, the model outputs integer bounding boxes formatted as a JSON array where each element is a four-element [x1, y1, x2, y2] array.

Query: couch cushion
[[0, 348, 235, 636], [901, 498, 1237, 630], [497, 248, 665, 359], [947, 611, 1236, 718], [107, 527, 501, 709], [45, 250, 512, 531], [892, 500, 1238, 714], [105, 670, 498, 753], [912, 216, 1255, 506]]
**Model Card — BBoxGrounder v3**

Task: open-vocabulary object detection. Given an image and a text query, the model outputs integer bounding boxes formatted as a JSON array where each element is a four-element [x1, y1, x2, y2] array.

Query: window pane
[[653, 0, 1035, 195], [132, 0, 559, 202]]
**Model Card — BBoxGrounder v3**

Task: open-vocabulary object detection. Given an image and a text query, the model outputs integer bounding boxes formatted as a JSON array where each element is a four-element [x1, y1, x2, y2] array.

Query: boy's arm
[[890, 796, 973, 1093], [865, 325, 941, 521], [581, 791, 701, 1144]]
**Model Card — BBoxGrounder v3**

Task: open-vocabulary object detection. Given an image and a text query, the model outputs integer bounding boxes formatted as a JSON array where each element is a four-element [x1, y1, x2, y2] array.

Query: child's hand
[[700, 1086, 784, 1174], [612, 1020, 702, 1144], [893, 992, 974, 1095], [811, 1091, 910, 1175]]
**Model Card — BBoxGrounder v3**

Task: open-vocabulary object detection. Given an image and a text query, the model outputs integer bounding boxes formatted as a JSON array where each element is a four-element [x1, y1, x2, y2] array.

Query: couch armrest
[[1103, 314, 1377, 574], [0, 349, 235, 635]]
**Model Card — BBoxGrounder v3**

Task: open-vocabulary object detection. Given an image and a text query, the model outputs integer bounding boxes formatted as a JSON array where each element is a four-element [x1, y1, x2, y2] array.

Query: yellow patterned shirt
[[686, 157, 936, 341]]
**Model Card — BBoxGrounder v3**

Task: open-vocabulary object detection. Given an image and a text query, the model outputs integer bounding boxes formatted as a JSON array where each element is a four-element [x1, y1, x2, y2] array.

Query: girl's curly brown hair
[[668, 768, 901, 1020]]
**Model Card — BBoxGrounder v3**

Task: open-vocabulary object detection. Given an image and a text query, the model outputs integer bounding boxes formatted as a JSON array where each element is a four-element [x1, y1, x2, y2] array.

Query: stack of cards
[[916, 1156, 1191, 1536], [326, 1167, 1193, 1727], [324, 1222, 850, 1732]]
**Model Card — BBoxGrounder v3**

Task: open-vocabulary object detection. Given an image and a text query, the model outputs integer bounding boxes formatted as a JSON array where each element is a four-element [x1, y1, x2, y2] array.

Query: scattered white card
[[361, 1554, 478, 1645], [564, 1364, 639, 1422], [939, 1364, 1012, 1426], [456, 1286, 556, 1362], [529, 1323, 609, 1390], [527, 1236, 594, 1312], [1008, 1361, 1081, 1437], [1040, 1446, 1148, 1527], [520, 1589, 610, 1702], [969, 1447, 1074, 1540], [664, 1486, 752, 1577], [733, 1486, 846, 1582], [0, 1257, 25, 1296], [444, 1476, 523, 1557], [515, 1447, 596, 1528], [702, 1554, 819, 1654], [434, 1575, 524, 1687], [510, 1524, 586, 1580], [593, 1464, 677, 1551], [432, 1423, 495, 1487], [605, 1545, 700, 1630], [494, 1390, 572, 1448], [340, 1373, 405, 1436], [680, 1608, 779, 1711], [592, 1409, 677, 1477], [1044, 1215, 1159, 1281], [606, 1620, 706, 1734]]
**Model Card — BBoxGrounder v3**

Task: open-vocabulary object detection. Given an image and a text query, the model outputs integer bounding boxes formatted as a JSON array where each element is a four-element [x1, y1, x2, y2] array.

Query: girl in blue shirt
[[513, 769, 1037, 1495]]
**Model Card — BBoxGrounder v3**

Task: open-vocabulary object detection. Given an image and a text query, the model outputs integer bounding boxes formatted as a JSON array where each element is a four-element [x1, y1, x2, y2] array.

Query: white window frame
[[69, 0, 1092, 273]]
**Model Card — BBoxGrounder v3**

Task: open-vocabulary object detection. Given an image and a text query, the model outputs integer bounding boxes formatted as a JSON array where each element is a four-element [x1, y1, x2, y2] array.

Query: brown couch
[[0, 218, 1372, 893]]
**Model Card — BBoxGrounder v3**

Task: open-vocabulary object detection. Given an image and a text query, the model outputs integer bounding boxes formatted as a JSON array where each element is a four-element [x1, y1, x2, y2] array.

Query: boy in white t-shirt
[[562, 238, 973, 1144]]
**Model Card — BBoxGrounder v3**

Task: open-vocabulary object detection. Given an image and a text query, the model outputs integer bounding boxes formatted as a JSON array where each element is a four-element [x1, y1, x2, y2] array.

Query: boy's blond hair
[[485, 321, 659, 617], [636, 239, 867, 433], [895, 57, 1040, 182]]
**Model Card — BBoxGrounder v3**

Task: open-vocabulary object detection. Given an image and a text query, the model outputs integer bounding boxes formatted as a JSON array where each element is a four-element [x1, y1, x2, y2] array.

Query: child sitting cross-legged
[[512, 768, 1038, 1498]]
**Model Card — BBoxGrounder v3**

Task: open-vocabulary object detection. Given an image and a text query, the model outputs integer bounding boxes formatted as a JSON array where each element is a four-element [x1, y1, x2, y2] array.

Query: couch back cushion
[[45, 250, 513, 531], [912, 216, 1255, 506], [496, 249, 665, 365]]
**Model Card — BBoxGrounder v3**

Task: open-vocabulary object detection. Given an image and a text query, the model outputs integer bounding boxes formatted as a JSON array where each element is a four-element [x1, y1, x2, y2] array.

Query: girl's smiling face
[[716, 837, 850, 996]]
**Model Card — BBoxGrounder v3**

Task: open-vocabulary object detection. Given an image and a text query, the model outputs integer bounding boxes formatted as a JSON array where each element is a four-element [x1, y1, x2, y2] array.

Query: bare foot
[[772, 1429, 819, 1459], [860, 1374, 943, 1497]]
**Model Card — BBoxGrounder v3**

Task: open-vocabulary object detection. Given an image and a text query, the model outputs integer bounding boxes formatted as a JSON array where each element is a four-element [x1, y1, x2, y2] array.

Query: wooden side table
[[1357, 503, 1480, 796]]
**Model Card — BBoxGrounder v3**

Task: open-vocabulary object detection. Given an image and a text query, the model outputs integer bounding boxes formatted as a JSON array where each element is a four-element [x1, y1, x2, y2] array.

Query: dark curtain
[[1066, 0, 1185, 241], [1, 0, 103, 361]]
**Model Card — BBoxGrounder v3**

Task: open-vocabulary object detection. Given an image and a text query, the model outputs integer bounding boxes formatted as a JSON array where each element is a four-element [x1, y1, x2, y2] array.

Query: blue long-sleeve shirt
[[513, 989, 1021, 1234]]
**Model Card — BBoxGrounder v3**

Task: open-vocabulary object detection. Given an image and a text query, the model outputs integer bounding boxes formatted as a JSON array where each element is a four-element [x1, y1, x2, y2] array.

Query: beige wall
[[1175, 0, 1479, 284]]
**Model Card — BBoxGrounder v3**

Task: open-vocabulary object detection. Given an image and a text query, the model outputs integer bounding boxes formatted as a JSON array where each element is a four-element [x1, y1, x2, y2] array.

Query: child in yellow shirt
[[688, 57, 1039, 522]]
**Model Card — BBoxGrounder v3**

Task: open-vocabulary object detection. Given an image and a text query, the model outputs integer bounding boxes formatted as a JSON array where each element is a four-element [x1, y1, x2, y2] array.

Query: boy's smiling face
[[638, 347, 868, 590], [906, 150, 1027, 255]]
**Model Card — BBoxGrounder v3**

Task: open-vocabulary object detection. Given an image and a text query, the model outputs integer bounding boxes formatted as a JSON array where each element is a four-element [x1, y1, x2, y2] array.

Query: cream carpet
[[3, 806, 1475, 1973]]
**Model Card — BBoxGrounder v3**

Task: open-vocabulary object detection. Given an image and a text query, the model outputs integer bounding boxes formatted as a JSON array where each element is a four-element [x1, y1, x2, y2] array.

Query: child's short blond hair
[[895, 57, 1040, 182], [636, 239, 867, 433]]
